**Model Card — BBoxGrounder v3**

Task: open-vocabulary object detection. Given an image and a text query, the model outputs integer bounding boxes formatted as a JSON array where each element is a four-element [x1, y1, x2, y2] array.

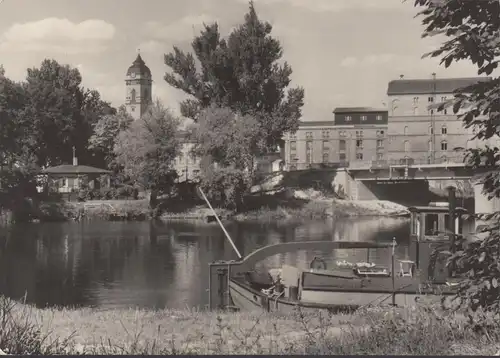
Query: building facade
[[386, 76, 491, 164], [124, 53, 201, 182], [284, 107, 388, 170]]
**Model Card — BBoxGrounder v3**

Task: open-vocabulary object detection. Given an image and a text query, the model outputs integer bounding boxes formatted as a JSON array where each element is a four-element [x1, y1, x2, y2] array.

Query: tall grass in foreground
[[1, 295, 499, 355]]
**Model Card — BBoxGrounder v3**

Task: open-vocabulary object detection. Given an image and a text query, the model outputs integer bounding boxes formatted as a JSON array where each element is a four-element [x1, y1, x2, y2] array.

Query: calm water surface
[[0, 218, 412, 310]]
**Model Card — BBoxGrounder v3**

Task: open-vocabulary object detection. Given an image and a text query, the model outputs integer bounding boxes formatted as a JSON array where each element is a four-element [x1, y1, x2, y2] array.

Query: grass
[[1, 295, 499, 355]]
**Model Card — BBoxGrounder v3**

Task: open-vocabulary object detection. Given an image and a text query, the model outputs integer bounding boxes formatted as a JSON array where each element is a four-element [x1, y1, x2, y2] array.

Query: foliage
[[164, 1, 304, 152], [21, 59, 114, 168], [77, 185, 139, 201], [413, 0, 500, 318], [190, 106, 266, 210], [192, 106, 265, 170], [114, 100, 180, 205], [198, 166, 252, 212], [88, 105, 134, 168]]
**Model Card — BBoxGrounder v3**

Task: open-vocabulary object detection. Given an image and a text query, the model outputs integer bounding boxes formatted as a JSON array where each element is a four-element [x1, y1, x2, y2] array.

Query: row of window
[[412, 96, 448, 104], [301, 130, 386, 139], [401, 125, 448, 135], [290, 151, 386, 164], [344, 114, 384, 122], [402, 140, 448, 151], [290, 139, 385, 151]]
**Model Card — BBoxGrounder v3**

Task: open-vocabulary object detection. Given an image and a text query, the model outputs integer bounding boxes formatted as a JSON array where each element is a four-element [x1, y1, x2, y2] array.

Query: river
[[0, 218, 412, 310]]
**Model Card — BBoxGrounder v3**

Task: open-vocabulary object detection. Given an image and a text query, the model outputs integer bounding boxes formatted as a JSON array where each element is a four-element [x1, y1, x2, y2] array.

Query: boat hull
[[229, 278, 455, 313]]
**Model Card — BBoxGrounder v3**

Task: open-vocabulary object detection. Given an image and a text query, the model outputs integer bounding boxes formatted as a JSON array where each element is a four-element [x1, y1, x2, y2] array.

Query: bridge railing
[[285, 154, 468, 171]]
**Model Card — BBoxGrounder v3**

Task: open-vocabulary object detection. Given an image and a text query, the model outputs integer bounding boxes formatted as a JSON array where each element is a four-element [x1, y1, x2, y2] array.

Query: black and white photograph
[[0, 0, 499, 355]]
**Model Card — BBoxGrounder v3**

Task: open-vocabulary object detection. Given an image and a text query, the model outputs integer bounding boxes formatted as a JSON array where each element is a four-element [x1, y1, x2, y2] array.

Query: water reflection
[[0, 217, 410, 310]]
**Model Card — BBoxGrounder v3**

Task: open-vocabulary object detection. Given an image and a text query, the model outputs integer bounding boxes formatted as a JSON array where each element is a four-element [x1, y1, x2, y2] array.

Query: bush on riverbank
[[0, 295, 498, 355]]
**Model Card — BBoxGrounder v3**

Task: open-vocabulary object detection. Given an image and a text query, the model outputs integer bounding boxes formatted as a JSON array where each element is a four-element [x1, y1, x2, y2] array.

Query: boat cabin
[[409, 203, 468, 242]]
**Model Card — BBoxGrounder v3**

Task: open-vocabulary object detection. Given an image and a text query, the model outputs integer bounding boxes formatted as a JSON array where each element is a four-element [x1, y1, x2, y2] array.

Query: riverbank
[[0, 296, 497, 355], [9, 188, 409, 224]]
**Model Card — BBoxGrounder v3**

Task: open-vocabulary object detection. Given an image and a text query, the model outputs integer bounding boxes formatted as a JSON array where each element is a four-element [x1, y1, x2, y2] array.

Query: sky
[[0, 0, 483, 122]]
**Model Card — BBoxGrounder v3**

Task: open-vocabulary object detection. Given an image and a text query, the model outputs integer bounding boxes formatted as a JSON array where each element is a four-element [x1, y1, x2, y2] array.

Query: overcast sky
[[0, 0, 482, 121]]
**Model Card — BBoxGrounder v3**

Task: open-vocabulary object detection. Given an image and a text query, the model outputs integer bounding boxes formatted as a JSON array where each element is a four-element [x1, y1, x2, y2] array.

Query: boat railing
[[231, 240, 394, 275]]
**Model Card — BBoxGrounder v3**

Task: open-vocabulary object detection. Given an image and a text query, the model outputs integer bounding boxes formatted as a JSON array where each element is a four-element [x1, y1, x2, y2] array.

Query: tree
[[412, 0, 500, 316], [88, 105, 134, 169], [190, 106, 263, 211], [164, 1, 304, 152], [114, 100, 181, 208], [21, 59, 113, 168]]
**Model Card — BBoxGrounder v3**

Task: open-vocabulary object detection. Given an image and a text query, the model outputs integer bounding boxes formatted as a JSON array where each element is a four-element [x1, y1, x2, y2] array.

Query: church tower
[[125, 53, 153, 120]]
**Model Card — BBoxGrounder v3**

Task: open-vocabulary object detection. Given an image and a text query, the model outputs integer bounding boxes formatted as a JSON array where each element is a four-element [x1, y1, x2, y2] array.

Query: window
[[345, 115, 352, 122], [376, 130, 385, 137], [441, 126, 447, 135], [322, 153, 329, 163], [428, 96, 434, 102], [404, 126, 408, 135], [356, 153, 363, 160], [444, 109, 447, 115], [356, 130, 363, 137], [322, 130, 330, 138], [193, 169, 200, 176], [425, 214, 439, 235], [305, 132, 313, 139], [413, 106, 419, 115], [428, 140, 433, 152], [306, 141, 313, 163], [360, 115, 367, 121], [339, 153, 346, 161], [377, 139, 384, 148], [131, 88, 136, 102], [144, 89, 149, 100], [377, 153, 384, 160], [290, 133, 297, 139], [178, 152, 184, 163], [429, 126, 434, 135], [322, 140, 329, 152], [290, 141, 297, 150], [339, 140, 346, 151], [131, 106, 135, 112], [441, 141, 448, 151], [441, 155, 448, 163], [356, 139, 363, 148], [339, 130, 346, 137], [441, 96, 447, 102], [413, 97, 419, 104], [376, 115, 383, 121], [404, 140, 410, 152]]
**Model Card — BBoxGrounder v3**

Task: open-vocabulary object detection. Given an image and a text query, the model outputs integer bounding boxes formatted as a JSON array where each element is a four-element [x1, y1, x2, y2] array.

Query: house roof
[[387, 77, 492, 95], [333, 107, 387, 113], [41, 165, 111, 175]]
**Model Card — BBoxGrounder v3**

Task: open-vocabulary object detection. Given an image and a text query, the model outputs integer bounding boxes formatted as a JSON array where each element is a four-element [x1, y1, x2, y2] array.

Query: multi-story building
[[386, 75, 492, 164], [332, 107, 388, 165], [124, 53, 201, 182], [284, 107, 388, 170]]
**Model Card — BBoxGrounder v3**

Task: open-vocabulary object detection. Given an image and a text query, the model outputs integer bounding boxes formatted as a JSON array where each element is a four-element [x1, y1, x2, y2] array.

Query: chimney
[[432, 73, 436, 80], [72, 146, 78, 166], [399, 74, 404, 80]]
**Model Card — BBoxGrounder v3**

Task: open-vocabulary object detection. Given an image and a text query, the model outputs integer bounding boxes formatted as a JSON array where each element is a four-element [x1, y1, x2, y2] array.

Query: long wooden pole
[[198, 187, 242, 259]]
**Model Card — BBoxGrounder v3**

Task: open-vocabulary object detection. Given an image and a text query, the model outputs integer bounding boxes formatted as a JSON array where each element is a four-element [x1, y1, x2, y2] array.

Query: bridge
[[287, 154, 499, 218]]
